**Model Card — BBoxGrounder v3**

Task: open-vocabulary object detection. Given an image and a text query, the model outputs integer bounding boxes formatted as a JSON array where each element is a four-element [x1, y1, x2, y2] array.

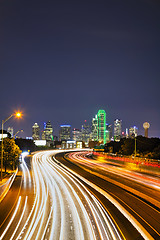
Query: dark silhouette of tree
[[15, 138, 36, 152], [104, 136, 160, 159]]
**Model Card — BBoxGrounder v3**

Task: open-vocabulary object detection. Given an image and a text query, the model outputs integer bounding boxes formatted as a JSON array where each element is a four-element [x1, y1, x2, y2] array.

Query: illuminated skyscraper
[[72, 128, 82, 141], [106, 124, 112, 142], [46, 121, 53, 140], [97, 110, 106, 144], [59, 125, 71, 141], [32, 123, 40, 140], [114, 119, 122, 142], [91, 115, 98, 141], [42, 121, 53, 140], [81, 120, 91, 144]]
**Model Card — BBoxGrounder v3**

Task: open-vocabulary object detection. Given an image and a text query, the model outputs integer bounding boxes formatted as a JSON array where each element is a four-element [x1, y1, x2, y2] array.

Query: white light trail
[[9, 196, 28, 240], [0, 196, 21, 240]]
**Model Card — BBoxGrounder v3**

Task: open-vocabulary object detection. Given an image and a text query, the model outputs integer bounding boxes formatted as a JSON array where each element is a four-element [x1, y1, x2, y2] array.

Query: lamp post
[[13, 129, 23, 139], [1, 112, 22, 181], [135, 136, 136, 159]]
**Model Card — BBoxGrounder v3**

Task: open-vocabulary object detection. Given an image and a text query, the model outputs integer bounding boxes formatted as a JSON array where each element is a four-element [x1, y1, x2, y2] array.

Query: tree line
[[104, 136, 160, 159]]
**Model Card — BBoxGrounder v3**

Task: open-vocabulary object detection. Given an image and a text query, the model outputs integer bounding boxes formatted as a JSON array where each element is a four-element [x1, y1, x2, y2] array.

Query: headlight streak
[[28, 150, 121, 240], [21, 156, 31, 187], [41, 153, 85, 240], [0, 196, 21, 240], [23, 153, 49, 240], [92, 195, 123, 240], [20, 161, 26, 187], [68, 152, 160, 191], [9, 196, 28, 240], [50, 156, 104, 239], [15, 194, 37, 240], [51, 155, 122, 240], [67, 152, 160, 208], [0, 169, 18, 203], [16, 154, 43, 240], [0, 155, 31, 240], [4, 149, 149, 240], [60, 159, 154, 240], [39, 156, 66, 240], [1, 150, 159, 240]]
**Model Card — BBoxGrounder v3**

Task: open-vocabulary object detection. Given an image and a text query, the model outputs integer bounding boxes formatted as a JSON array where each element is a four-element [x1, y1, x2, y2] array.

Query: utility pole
[[135, 136, 136, 159]]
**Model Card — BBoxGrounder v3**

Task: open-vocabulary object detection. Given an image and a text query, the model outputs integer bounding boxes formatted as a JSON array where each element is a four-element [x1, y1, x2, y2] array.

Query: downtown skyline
[[0, 0, 159, 138], [0, 108, 156, 139]]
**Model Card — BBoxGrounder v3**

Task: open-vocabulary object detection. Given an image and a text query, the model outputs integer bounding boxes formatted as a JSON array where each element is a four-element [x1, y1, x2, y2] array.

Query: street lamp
[[1, 112, 22, 181], [13, 129, 23, 139]]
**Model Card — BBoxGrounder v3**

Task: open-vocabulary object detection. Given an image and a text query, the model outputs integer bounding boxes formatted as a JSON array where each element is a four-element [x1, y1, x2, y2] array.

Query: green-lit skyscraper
[[97, 109, 106, 144]]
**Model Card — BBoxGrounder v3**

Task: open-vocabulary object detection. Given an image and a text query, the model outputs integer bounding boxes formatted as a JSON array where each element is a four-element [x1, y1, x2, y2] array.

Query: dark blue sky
[[0, 0, 160, 137]]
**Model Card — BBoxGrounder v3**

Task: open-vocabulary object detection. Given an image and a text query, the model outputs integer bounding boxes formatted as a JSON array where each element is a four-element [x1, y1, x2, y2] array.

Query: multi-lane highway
[[57, 151, 160, 240], [0, 149, 160, 240]]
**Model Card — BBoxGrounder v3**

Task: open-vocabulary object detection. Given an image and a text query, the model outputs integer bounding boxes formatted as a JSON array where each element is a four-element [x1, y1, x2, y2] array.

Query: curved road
[[0, 150, 160, 240], [58, 151, 160, 240]]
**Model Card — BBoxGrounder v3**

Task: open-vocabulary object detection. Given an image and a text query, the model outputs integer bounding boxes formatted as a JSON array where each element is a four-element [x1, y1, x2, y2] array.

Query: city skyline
[[0, 110, 155, 139], [0, 0, 159, 138]]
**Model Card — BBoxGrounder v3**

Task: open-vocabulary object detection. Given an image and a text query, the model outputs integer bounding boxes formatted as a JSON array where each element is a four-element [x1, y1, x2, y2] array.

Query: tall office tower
[[97, 110, 106, 144], [42, 121, 53, 140], [129, 126, 138, 138], [59, 125, 71, 141], [91, 115, 98, 141], [45, 121, 53, 140], [106, 124, 112, 142], [72, 128, 82, 141], [114, 119, 122, 142], [32, 123, 40, 140], [7, 127, 13, 138], [81, 120, 91, 144]]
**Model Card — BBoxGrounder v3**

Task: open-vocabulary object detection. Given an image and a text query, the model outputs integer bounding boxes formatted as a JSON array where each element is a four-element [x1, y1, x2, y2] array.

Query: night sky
[[0, 0, 160, 138]]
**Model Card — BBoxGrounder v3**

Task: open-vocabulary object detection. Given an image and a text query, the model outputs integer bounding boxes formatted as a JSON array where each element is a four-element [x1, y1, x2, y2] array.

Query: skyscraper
[[72, 128, 82, 141], [114, 119, 122, 142], [106, 124, 112, 142], [59, 125, 71, 141], [97, 110, 106, 144], [32, 123, 40, 140], [81, 120, 91, 144], [91, 115, 98, 141], [42, 121, 53, 140]]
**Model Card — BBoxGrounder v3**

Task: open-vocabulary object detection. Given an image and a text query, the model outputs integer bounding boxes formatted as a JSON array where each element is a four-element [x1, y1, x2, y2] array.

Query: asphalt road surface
[[0, 149, 160, 240]]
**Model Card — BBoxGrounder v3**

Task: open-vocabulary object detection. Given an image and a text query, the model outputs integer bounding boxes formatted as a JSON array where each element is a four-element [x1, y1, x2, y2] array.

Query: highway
[[0, 149, 160, 239], [56, 151, 160, 240], [0, 150, 123, 240]]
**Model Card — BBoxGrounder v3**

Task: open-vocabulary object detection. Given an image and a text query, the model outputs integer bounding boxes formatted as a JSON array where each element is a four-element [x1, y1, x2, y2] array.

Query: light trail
[[0, 153, 32, 240], [9, 196, 28, 240], [2, 149, 158, 239], [0, 169, 18, 203], [67, 151, 160, 195], [0, 196, 21, 240], [21, 153, 31, 187], [65, 151, 160, 240], [20, 150, 124, 240]]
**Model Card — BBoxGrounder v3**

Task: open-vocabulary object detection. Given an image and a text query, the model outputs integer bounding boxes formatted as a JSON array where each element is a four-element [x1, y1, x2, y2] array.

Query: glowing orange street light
[[1, 111, 23, 181], [15, 112, 22, 118]]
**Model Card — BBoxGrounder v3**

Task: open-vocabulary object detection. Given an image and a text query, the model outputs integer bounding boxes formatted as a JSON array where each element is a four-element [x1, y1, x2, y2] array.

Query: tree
[[15, 138, 36, 152], [0, 138, 21, 172], [121, 138, 134, 155]]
